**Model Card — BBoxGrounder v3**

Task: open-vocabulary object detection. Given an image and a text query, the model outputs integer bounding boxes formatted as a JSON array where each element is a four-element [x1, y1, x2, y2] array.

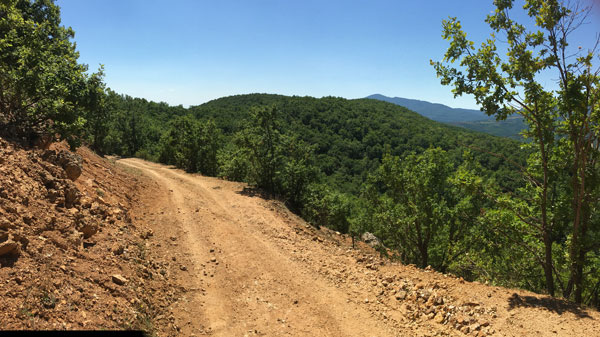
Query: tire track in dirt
[[120, 158, 600, 337], [118, 158, 404, 337]]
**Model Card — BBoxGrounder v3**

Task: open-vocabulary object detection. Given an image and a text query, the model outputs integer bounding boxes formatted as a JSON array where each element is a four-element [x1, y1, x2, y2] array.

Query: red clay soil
[[1, 137, 599, 336], [0, 138, 175, 331]]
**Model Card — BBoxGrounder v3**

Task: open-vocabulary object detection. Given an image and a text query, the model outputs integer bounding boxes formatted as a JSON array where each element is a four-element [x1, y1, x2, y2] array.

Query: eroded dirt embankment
[[120, 158, 600, 337], [0, 139, 176, 331]]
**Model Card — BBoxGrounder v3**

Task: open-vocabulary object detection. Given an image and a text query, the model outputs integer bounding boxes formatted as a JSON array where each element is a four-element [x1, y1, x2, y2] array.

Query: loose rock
[[111, 274, 127, 286], [361, 232, 382, 248], [0, 240, 19, 256], [57, 150, 83, 181]]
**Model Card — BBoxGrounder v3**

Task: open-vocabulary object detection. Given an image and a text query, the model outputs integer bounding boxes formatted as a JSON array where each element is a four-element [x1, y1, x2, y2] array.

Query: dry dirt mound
[[121, 158, 600, 337], [0, 138, 174, 331]]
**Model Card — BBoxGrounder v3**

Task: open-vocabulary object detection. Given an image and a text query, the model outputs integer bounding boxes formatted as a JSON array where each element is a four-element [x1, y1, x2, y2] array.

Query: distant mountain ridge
[[366, 94, 492, 123], [367, 94, 527, 140]]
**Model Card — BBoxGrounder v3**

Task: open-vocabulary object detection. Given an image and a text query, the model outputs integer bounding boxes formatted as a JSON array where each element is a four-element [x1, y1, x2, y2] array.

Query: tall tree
[[432, 0, 599, 301], [193, 119, 222, 176], [83, 66, 109, 153], [366, 148, 481, 270], [0, 0, 93, 148], [240, 105, 283, 193]]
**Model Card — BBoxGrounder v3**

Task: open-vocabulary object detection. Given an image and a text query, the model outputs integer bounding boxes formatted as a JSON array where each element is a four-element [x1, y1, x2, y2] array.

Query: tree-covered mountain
[[367, 94, 490, 122], [187, 94, 525, 193], [452, 116, 527, 140], [367, 94, 528, 139]]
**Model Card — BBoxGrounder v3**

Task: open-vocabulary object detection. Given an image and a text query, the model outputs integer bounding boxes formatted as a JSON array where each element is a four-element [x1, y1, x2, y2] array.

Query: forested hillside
[[91, 93, 526, 191], [189, 94, 525, 192], [77, 89, 600, 309], [451, 116, 527, 140], [367, 94, 491, 122], [367, 94, 528, 140]]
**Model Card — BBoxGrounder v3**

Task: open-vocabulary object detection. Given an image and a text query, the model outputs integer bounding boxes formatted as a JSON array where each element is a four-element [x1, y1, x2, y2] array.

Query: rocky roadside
[[261, 218, 499, 336], [266, 207, 599, 337], [0, 137, 176, 334]]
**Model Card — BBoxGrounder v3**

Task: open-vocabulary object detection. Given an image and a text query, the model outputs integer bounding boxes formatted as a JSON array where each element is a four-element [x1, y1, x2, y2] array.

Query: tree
[[157, 116, 222, 175], [432, 0, 599, 302], [158, 116, 196, 169], [303, 183, 353, 233], [83, 66, 109, 154], [366, 148, 480, 269], [240, 105, 283, 193], [217, 140, 251, 182], [223, 104, 319, 211], [278, 135, 318, 211], [193, 119, 222, 176], [0, 0, 93, 148]]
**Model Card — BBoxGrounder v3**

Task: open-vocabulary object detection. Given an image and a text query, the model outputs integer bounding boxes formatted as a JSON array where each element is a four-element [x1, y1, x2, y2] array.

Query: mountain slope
[[189, 94, 526, 192], [453, 116, 528, 140], [367, 94, 528, 140], [366, 94, 491, 123]]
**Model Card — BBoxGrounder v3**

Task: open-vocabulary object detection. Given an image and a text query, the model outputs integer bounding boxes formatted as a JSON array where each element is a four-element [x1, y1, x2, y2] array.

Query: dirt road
[[119, 158, 600, 337], [119, 158, 407, 336]]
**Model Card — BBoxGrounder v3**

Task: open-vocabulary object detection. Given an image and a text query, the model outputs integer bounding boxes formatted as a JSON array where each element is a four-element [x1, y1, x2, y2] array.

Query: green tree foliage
[[225, 105, 319, 211], [158, 116, 222, 175], [217, 140, 251, 182], [82, 66, 109, 153], [190, 94, 527, 193], [432, 0, 600, 302], [364, 148, 483, 270], [239, 105, 283, 193], [194, 119, 221, 176], [158, 116, 196, 169], [278, 135, 318, 211], [99, 91, 185, 159], [0, 0, 100, 148], [303, 184, 353, 233]]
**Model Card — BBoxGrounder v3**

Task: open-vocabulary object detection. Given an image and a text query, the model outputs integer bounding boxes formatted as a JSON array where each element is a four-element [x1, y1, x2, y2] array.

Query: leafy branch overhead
[[0, 0, 104, 148], [433, 0, 599, 303]]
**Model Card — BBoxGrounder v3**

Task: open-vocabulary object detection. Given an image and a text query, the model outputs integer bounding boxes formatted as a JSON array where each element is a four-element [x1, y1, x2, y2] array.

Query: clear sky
[[56, 0, 599, 109]]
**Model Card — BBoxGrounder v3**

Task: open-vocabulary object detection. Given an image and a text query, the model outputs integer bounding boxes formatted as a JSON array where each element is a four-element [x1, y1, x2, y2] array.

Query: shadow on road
[[0, 255, 19, 268], [237, 186, 274, 200], [507, 293, 592, 319]]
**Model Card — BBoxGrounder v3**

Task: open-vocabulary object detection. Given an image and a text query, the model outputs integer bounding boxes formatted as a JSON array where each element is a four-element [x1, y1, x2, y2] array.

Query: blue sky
[[56, 0, 599, 109]]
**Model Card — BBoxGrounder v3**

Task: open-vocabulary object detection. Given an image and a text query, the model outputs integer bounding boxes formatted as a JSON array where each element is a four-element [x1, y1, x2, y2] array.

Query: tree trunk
[[575, 247, 586, 303], [419, 243, 428, 269], [568, 142, 587, 303], [532, 112, 555, 296], [543, 231, 555, 296]]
